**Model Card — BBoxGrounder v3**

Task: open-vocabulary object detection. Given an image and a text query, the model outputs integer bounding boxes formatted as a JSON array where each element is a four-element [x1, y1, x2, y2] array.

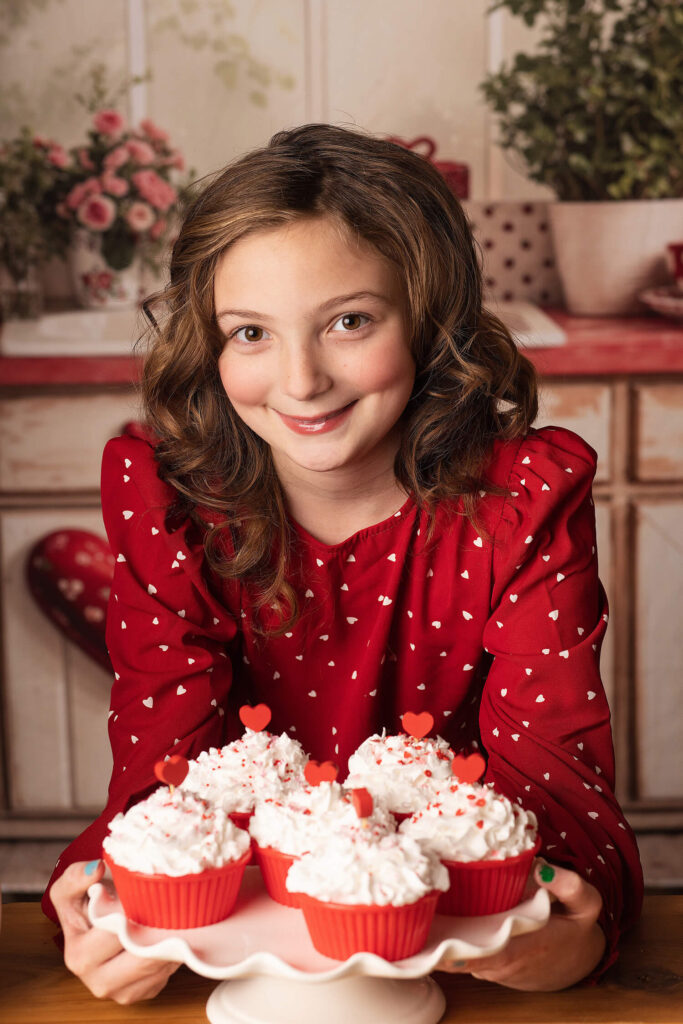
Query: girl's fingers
[[85, 951, 181, 1003], [533, 859, 602, 923], [51, 860, 106, 938], [63, 923, 128, 979], [110, 962, 181, 1005]]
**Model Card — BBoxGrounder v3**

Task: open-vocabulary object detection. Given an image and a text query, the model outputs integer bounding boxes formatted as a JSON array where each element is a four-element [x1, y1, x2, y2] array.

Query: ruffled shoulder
[[102, 431, 175, 515], [485, 425, 597, 494], [482, 426, 600, 611]]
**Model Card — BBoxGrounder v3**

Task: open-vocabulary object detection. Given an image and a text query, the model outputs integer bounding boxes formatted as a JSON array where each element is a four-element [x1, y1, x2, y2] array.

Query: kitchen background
[[0, 0, 681, 897]]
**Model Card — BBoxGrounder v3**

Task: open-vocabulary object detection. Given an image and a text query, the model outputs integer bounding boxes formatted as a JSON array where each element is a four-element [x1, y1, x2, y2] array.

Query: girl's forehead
[[214, 216, 403, 298]]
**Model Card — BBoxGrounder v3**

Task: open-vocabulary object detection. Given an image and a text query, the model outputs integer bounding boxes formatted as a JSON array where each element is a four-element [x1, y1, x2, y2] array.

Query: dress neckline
[[288, 493, 416, 552]]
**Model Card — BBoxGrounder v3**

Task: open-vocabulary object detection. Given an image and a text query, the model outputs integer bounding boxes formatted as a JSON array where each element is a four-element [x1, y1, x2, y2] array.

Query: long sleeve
[[479, 427, 643, 975], [42, 434, 239, 923]]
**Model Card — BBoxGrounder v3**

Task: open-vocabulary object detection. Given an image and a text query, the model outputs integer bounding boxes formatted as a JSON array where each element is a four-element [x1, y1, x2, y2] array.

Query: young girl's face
[[215, 215, 415, 484]]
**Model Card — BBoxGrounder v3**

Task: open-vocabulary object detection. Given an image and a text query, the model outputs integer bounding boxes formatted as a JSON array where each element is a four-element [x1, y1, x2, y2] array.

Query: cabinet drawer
[[0, 391, 139, 492], [535, 383, 611, 483], [634, 384, 683, 481]]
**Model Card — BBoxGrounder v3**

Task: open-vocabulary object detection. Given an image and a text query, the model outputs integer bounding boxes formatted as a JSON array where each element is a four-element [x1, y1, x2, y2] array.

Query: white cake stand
[[88, 866, 550, 1024]]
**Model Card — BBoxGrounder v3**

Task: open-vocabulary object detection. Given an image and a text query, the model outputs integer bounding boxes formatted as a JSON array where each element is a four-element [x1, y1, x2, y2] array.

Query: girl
[[46, 123, 642, 1003]]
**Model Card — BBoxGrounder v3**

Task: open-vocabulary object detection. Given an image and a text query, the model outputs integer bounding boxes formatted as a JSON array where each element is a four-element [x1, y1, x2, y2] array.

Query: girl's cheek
[[357, 336, 415, 392], [218, 355, 266, 406]]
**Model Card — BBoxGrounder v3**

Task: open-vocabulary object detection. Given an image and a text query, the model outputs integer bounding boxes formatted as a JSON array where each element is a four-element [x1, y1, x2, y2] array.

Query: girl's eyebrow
[[215, 290, 389, 323]]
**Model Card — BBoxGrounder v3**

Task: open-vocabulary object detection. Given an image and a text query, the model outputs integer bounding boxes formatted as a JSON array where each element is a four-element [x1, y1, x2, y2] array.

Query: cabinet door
[[1, 506, 112, 813], [634, 500, 683, 800], [634, 384, 683, 481]]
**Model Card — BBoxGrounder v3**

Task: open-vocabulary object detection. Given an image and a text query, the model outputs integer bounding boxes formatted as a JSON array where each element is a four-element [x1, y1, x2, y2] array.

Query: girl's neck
[[275, 457, 408, 547]]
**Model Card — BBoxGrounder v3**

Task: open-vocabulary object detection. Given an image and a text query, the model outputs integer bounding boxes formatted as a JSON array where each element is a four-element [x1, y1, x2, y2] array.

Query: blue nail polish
[[85, 859, 100, 876]]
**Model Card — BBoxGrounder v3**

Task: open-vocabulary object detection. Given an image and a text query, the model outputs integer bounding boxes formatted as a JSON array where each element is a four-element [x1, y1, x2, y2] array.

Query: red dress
[[42, 423, 643, 975]]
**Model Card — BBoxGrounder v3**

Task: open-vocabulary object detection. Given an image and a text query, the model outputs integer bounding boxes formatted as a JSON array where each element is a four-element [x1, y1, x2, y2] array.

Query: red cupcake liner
[[437, 837, 541, 916], [298, 891, 439, 961], [253, 844, 300, 908], [392, 811, 412, 824], [229, 810, 254, 831], [103, 848, 250, 928], [229, 810, 255, 863]]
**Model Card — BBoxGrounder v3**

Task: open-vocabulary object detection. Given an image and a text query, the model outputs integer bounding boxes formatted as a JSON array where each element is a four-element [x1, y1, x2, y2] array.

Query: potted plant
[[58, 109, 191, 309], [480, 0, 683, 315], [0, 128, 73, 318]]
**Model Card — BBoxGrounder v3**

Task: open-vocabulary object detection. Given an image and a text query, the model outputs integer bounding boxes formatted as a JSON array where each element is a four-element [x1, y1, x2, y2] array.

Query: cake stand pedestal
[[88, 866, 549, 1024], [206, 974, 445, 1024]]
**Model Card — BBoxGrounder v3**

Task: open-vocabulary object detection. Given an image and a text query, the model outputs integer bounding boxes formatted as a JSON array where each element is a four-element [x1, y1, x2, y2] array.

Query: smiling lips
[[276, 401, 356, 434]]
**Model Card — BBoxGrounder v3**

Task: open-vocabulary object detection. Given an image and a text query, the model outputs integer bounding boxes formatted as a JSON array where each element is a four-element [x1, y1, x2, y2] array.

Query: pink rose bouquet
[[60, 109, 190, 271]]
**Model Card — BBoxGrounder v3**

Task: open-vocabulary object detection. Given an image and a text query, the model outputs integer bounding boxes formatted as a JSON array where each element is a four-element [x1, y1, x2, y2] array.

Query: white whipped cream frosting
[[399, 780, 538, 862], [286, 831, 449, 906], [184, 729, 309, 813], [345, 730, 455, 814], [103, 786, 250, 875], [249, 780, 396, 855]]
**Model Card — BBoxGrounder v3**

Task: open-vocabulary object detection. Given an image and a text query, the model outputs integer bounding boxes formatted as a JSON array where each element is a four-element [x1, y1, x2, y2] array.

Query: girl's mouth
[[276, 401, 356, 435]]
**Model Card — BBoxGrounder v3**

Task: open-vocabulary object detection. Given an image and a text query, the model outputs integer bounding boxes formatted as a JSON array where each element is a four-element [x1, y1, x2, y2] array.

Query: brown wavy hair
[[140, 122, 538, 633]]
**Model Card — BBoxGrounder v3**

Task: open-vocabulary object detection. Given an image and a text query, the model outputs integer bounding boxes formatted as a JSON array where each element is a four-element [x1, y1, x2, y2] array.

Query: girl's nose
[[280, 341, 332, 402]]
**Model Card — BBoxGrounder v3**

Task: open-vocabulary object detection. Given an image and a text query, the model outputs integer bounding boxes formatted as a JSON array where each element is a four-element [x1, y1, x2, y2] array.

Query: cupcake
[[286, 827, 449, 961], [249, 764, 397, 906], [345, 713, 455, 819], [102, 764, 251, 928], [184, 704, 308, 829], [399, 775, 540, 915]]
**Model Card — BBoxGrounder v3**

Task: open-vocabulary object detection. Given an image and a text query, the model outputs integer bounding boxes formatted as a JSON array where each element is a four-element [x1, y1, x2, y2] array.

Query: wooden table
[[0, 895, 681, 1023]]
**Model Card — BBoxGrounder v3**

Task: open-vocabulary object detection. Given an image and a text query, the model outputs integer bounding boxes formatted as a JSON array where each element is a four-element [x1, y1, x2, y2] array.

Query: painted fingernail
[[85, 859, 101, 876], [539, 864, 555, 883], [452, 960, 467, 968]]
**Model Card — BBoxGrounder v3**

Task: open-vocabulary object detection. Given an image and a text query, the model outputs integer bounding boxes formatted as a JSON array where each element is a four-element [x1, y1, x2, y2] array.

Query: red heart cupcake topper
[[401, 711, 434, 740], [304, 760, 339, 786], [451, 752, 486, 784], [154, 755, 189, 789], [239, 703, 272, 733], [351, 787, 374, 819]]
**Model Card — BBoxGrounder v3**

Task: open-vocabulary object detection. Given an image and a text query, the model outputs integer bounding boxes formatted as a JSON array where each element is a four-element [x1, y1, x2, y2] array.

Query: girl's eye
[[331, 313, 370, 333], [231, 325, 269, 343]]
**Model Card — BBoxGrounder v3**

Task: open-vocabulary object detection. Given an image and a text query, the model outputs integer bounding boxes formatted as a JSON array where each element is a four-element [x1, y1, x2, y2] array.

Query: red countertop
[[1, 308, 682, 387]]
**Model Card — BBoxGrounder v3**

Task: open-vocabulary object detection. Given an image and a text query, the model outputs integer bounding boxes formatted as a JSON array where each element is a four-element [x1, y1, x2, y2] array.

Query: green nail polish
[[85, 859, 100, 876], [539, 864, 555, 883]]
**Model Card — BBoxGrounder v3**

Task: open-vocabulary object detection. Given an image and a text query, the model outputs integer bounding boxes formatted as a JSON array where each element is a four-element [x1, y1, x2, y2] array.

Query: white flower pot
[[548, 199, 683, 316], [68, 229, 144, 309]]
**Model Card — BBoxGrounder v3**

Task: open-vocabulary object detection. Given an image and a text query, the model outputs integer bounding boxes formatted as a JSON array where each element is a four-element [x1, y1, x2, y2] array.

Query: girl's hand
[[51, 860, 181, 1004], [441, 859, 606, 991]]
